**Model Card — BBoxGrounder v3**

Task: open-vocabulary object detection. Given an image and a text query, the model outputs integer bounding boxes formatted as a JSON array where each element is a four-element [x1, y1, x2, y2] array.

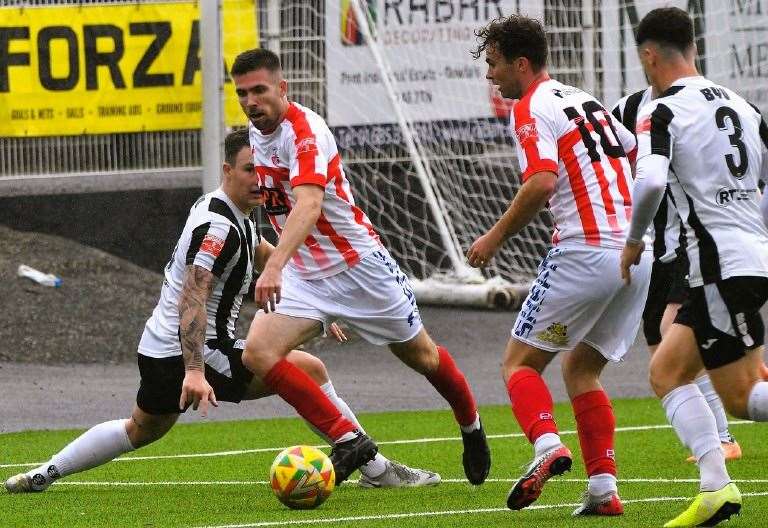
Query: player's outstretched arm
[[467, 171, 556, 267], [178, 264, 218, 416], [255, 184, 324, 311]]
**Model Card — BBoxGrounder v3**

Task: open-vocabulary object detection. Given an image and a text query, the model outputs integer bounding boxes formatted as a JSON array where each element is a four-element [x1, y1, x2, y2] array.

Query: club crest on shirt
[[200, 234, 225, 257], [537, 322, 568, 346], [636, 116, 652, 134], [270, 146, 280, 166], [515, 122, 538, 145], [296, 136, 318, 155]]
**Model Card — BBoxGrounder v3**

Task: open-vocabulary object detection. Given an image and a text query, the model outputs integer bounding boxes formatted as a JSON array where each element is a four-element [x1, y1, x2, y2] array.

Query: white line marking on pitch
[[0, 420, 754, 469], [54, 477, 768, 487], [192, 492, 768, 528]]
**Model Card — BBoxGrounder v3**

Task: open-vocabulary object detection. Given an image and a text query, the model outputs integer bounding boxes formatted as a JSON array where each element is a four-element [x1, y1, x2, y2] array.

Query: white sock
[[747, 381, 768, 421], [310, 381, 388, 478], [699, 448, 731, 492], [695, 374, 732, 442], [534, 432, 562, 457], [662, 384, 730, 491], [27, 419, 134, 487], [460, 413, 481, 434], [588, 473, 617, 496]]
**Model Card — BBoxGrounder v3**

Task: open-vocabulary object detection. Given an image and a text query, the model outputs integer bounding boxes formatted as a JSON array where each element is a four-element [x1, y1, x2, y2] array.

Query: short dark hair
[[224, 129, 251, 165], [472, 15, 548, 71], [231, 48, 281, 77], [636, 7, 694, 53]]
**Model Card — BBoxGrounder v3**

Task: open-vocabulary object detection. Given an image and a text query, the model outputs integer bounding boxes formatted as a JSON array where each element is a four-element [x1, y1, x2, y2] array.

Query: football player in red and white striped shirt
[[467, 15, 651, 515], [230, 48, 490, 485]]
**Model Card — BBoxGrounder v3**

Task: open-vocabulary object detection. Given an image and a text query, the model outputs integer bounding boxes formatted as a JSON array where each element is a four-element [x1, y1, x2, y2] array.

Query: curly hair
[[636, 7, 694, 53], [471, 15, 548, 71]]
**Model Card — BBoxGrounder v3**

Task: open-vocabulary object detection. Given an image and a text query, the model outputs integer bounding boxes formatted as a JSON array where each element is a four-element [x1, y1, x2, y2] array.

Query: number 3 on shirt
[[563, 101, 626, 161]]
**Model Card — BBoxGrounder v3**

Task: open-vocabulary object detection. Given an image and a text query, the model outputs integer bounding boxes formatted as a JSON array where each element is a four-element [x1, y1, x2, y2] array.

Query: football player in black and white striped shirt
[[612, 89, 742, 462], [5, 130, 439, 494], [620, 8, 768, 527]]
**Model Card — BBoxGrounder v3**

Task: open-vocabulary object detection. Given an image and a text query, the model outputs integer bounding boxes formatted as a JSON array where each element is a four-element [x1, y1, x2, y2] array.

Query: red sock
[[572, 390, 616, 477], [264, 359, 356, 442], [507, 368, 558, 443], [424, 346, 478, 427]]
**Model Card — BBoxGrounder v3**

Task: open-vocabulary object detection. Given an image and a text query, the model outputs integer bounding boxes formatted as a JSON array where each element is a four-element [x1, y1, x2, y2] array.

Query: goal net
[[260, 0, 768, 307]]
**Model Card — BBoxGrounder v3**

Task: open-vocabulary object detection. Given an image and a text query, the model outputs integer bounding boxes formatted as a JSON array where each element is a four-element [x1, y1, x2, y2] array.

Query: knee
[[390, 333, 439, 375], [648, 355, 685, 399], [721, 388, 751, 419], [125, 415, 172, 449], [242, 341, 278, 378], [286, 351, 328, 385]]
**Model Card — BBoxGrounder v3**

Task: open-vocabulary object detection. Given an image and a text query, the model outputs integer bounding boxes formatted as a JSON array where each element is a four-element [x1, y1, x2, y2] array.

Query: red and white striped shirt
[[510, 76, 636, 248], [249, 102, 381, 280]]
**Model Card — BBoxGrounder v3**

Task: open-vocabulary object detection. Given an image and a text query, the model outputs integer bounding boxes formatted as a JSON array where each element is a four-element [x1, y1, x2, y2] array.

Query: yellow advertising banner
[[0, 1, 257, 136]]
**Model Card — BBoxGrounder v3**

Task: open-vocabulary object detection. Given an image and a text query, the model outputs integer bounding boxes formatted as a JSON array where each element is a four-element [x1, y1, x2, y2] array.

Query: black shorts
[[642, 253, 690, 346], [136, 339, 254, 415], [674, 276, 768, 369]]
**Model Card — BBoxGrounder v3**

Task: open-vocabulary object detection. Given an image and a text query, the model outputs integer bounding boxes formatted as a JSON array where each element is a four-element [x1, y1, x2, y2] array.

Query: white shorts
[[275, 248, 423, 345], [512, 244, 652, 361]]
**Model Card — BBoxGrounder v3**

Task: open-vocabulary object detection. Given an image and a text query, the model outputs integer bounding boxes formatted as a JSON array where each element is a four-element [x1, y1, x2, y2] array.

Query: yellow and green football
[[269, 445, 335, 509]]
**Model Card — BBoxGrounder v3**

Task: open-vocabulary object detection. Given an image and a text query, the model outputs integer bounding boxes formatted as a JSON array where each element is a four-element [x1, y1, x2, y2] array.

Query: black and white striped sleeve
[[185, 220, 241, 277], [626, 102, 674, 243]]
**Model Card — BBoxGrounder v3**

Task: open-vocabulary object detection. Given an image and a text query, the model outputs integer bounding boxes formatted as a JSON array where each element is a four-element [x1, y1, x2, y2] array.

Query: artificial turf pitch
[[2, 398, 766, 527]]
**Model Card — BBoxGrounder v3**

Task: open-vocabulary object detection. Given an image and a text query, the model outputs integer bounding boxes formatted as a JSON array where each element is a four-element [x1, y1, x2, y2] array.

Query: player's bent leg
[[560, 343, 622, 516], [688, 372, 741, 463], [242, 312, 322, 378], [503, 338, 571, 510], [651, 324, 733, 515], [389, 329, 488, 485], [257, 349, 441, 488], [126, 406, 178, 448], [4, 408, 173, 494], [707, 346, 765, 420], [243, 313, 373, 481], [649, 324, 705, 399]]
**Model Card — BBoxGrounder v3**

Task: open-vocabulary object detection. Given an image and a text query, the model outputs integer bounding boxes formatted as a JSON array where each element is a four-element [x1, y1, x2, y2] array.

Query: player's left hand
[[620, 240, 645, 285], [467, 230, 503, 268], [329, 322, 347, 342], [255, 264, 282, 312]]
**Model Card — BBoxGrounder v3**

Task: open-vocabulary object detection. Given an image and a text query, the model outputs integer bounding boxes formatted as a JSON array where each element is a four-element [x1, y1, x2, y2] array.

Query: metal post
[[201, 0, 224, 193], [265, 0, 281, 55]]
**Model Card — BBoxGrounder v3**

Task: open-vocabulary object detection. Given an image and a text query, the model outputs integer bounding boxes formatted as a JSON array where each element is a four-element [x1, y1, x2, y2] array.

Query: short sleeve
[[512, 97, 559, 181], [635, 101, 675, 162], [284, 106, 329, 188], [185, 220, 241, 277]]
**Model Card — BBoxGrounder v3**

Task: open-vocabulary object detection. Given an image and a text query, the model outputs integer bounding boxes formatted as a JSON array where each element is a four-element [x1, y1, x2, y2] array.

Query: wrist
[[625, 238, 644, 248]]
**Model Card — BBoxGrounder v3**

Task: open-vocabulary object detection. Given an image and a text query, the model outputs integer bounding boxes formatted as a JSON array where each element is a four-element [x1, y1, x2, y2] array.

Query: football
[[269, 445, 336, 509]]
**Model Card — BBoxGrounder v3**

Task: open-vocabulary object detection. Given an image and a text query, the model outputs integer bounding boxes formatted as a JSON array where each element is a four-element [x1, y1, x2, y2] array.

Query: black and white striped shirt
[[612, 87, 681, 263], [628, 76, 768, 286], [139, 189, 259, 358]]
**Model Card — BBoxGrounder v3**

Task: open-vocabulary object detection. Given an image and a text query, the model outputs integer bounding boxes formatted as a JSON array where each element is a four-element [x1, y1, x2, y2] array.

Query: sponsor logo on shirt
[[200, 234, 225, 257], [296, 136, 318, 155], [714, 187, 758, 207], [515, 122, 538, 145]]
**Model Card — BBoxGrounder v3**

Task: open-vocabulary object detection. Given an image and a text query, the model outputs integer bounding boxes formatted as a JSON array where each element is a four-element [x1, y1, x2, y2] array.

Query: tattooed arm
[[177, 264, 218, 415]]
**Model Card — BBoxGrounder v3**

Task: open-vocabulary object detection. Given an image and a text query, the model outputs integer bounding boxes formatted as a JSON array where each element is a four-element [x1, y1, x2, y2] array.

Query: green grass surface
[[2, 398, 766, 527]]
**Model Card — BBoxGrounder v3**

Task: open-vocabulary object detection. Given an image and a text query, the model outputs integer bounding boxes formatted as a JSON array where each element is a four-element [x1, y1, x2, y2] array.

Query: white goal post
[[255, 0, 768, 309]]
